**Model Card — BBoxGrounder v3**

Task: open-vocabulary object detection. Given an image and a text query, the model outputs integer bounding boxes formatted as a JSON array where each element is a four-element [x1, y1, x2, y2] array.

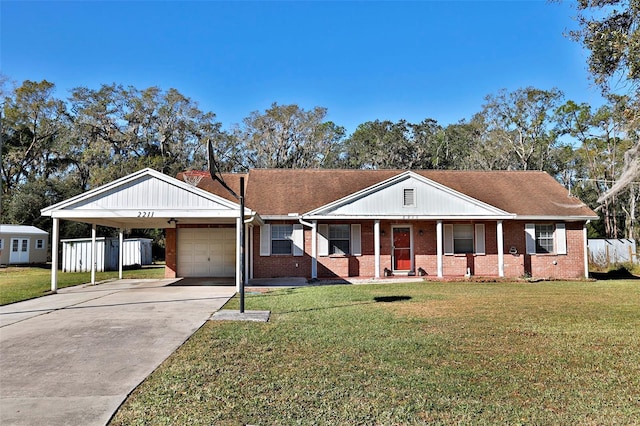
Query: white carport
[[41, 168, 257, 293]]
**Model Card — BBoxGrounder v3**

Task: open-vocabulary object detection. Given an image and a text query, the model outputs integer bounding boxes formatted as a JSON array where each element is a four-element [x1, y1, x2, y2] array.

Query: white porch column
[[497, 220, 504, 277], [311, 221, 318, 279], [374, 220, 381, 279], [436, 220, 443, 278], [244, 221, 250, 284], [583, 222, 589, 279], [50, 218, 59, 293], [248, 224, 254, 280], [236, 216, 242, 292], [118, 228, 124, 280], [91, 224, 97, 285]]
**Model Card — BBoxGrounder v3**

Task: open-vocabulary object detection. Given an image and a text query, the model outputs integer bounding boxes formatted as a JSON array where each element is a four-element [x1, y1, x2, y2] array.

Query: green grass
[[111, 280, 640, 425], [0, 265, 166, 305]]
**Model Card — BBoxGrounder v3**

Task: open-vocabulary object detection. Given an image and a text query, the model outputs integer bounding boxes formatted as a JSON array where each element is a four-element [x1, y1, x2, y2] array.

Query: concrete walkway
[[0, 278, 235, 426]]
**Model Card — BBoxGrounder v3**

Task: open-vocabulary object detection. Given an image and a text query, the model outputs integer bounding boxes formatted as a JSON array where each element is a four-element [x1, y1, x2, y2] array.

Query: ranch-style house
[[41, 168, 598, 291]]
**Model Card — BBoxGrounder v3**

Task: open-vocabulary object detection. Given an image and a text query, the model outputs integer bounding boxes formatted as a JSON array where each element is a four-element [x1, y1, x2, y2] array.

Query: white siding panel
[[71, 175, 236, 212], [318, 175, 505, 217]]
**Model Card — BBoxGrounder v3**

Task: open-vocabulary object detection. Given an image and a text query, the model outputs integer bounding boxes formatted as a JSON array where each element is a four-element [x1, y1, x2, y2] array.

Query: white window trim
[[36, 239, 45, 250], [271, 224, 294, 255], [445, 223, 484, 255], [318, 224, 362, 256], [525, 223, 566, 255]]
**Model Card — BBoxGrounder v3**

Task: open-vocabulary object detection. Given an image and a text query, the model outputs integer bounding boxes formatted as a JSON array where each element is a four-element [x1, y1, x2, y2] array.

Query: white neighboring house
[[0, 225, 49, 265]]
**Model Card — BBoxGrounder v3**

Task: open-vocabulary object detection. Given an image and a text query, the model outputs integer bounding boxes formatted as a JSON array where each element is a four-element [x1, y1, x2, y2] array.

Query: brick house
[[42, 168, 597, 291], [186, 168, 597, 282]]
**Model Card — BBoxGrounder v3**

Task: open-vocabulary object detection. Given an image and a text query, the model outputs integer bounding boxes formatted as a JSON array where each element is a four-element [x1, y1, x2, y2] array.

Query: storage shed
[[61, 237, 152, 272], [0, 225, 49, 265]]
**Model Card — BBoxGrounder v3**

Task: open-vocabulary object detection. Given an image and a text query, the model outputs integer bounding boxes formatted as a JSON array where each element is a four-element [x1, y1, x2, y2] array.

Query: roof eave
[[301, 214, 517, 221], [41, 168, 245, 216], [514, 215, 599, 221]]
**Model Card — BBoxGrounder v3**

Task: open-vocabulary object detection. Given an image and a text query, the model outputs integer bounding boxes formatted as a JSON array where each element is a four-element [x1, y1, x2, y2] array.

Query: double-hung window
[[36, 239, 45, 249], [525, 223, 566, 255], [444, 223, 485, 255], [271, 225, 293, 255], [453, 224, 474, 254], [318, 224, 362, 257], [329, 224, 350, 255], [535, 224, 554, 254]]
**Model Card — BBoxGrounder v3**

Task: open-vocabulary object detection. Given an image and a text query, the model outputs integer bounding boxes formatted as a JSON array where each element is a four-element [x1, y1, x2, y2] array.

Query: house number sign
[[137, 211, 155, 217]]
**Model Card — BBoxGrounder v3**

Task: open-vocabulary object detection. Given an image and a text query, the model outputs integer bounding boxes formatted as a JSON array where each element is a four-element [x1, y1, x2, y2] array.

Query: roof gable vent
[[403, 188, 416, 207]]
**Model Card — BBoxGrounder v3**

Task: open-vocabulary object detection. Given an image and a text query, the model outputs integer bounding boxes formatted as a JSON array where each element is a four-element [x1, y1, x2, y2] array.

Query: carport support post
[[51, 218, 59, 293], [497, 220, 504, 277], [119, 228, 124, 280], [239, 177, 245, 313], [374, 220, 380, 279], [91, 224, 97, 285], [436, 220, 443, 278]]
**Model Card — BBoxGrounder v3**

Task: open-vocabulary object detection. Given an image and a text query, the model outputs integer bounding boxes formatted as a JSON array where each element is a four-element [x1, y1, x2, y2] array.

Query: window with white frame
[[0, 239, 3, 250], [329, 224, 350, 255], [535, 224, 554, 253], [36, 239, 45, 249], [444, 223, 485, 255], [271, 224, 293, 255], [318, 224, 362, 257], [453, 224, 474, 254], [525, 223, 566, 255]]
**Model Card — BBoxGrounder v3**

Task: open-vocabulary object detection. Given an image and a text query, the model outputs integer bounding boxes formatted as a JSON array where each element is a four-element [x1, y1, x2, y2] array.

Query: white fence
[[61, 237, 153, 272], [588, 239, 637, 267]]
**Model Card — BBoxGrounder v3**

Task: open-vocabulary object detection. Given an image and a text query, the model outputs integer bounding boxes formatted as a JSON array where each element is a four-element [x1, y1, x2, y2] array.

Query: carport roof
[[41, 168, 255, 229]]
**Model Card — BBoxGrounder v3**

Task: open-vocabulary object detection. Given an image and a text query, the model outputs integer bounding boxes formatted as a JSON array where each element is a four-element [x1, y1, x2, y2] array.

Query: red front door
[[393, 227, 411, 271]]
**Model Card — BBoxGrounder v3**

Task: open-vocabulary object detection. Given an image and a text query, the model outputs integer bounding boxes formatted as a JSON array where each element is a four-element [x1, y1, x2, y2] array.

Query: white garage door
[[177, 228, 236, 277]]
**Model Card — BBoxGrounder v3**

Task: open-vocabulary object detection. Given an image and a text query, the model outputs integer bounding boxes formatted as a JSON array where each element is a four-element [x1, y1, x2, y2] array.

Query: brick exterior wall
[[252, 221, 312, 278], [165, 228, 177, 278], [167, 219, 587, 280], [251, 219, 587, 280], [527, 221, 585, 279]]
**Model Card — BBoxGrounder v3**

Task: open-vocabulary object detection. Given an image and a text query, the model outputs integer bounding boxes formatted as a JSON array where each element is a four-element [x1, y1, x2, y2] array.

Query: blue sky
[[1, 1, 604, 135]]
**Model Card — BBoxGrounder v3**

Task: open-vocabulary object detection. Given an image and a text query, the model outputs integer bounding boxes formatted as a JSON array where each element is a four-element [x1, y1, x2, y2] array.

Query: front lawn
[[111, 280, 640, 425], [0, 265, 165, 305]]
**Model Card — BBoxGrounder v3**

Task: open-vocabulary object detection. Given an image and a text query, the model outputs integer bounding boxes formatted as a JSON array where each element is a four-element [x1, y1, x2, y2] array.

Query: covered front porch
[[298, 219, 513, 280]]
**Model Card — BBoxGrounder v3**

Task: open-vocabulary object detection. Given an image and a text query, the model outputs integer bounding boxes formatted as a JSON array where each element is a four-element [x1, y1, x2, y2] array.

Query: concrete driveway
[[0, 278, 235, 426]]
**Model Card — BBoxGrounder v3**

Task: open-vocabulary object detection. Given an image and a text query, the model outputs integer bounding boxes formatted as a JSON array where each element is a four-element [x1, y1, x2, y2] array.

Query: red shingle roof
[[178, 169, 597, 219]]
